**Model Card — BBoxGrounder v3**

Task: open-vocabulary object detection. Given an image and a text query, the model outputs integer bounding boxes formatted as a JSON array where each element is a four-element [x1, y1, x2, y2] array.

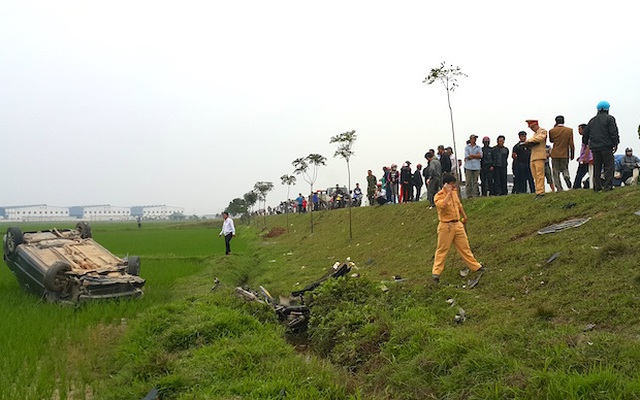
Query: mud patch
[[263, 227, 286, 238]]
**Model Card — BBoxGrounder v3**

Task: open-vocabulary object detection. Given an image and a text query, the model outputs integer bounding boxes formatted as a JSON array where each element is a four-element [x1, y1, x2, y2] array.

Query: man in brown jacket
[[525, 119, 548, 199], [549, 115, 575, 191]]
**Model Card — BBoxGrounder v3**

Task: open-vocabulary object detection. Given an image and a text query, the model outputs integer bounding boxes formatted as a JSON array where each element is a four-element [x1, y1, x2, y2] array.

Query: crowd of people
[[366, 101, 636, 207]]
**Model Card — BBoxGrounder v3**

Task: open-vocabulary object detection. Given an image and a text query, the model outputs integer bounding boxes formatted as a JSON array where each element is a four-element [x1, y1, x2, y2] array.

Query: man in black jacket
[[437, 145, 452, 174], [584, 101, 620, 192], [413, 163, 424, 201], [400, 162, 413, 202], [480, 136, 494, 196], [491, 135, 510, 196]]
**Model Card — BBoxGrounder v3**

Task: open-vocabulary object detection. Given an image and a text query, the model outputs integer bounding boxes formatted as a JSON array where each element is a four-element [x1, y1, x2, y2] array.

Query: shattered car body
[[2, 224, 145, 303]]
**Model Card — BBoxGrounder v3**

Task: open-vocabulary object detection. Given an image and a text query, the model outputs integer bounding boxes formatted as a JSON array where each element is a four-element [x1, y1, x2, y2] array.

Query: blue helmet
[[597, 101, 610, 111]]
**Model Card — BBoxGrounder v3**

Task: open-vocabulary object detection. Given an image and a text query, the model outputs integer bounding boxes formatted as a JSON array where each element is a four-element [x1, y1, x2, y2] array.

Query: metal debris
[[454, 307, 466, 324], [538, 218, 591, 235], [546, 252, 561, 264]]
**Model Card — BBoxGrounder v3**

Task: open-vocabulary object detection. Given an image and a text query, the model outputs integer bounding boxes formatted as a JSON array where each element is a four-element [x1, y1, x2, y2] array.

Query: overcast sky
[[1, 1, 638, 215]]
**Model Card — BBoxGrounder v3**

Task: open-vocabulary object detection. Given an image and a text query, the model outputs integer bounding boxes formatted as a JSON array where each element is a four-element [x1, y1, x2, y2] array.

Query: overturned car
[[2, 223, 145, 303]]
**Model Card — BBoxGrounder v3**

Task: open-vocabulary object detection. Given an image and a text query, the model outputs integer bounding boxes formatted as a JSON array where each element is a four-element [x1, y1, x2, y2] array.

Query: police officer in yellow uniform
[[431, 173, 484, 284], [524, 119, 548, 199]]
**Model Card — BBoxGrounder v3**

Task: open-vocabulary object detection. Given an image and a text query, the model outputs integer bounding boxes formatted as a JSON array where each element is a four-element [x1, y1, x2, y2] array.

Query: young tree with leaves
[[243, 191, 258, 224], [253, 181, 274, 227], [423, 62, 468, 180], [225, 198, 248, 223], [330, 130, 357, 240], [280, 174, 296, 232], [292, 153, 326, 233]]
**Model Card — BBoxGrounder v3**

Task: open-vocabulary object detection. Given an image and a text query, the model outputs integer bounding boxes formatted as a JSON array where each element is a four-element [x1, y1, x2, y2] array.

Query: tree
[[330, 130, 357, 240], [280, 174, 296, 233], [254, 181, 274, 227], [243, 191, 258, 225], [292, 153, 326, 233], [423, 61, 468, 180], [225, 198, 247, 221]]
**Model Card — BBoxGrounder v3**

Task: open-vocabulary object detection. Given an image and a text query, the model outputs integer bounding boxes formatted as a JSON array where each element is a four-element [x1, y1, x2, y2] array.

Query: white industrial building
[[1, 204, 185, 222], [69, 205, 133, 221], [1, 204, 70, 222], [131, 205, 185, 220]]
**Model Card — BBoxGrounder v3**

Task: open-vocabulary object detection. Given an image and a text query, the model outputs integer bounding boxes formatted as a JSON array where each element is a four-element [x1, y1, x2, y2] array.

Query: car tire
[[75, 222, 92, 239], [127, 256, 141, 276], [5, 227, 24, 256], [44, 261, 72, 293]]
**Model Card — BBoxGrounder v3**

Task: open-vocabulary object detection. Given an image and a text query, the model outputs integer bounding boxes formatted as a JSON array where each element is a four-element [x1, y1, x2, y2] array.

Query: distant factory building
[[0, 204, 70, 221], [131, 205, 185, 220], [69, 205, 132, 221]]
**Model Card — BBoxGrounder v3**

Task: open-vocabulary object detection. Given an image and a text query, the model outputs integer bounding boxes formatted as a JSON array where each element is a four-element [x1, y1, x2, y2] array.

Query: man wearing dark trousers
[[584, 101, 619, 192], [219, 212, 236, 255], [491, 135, 510, 195]]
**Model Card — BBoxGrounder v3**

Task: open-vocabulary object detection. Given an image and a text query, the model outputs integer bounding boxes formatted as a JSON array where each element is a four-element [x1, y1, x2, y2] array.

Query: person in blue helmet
[[583, 101, 620, 192]]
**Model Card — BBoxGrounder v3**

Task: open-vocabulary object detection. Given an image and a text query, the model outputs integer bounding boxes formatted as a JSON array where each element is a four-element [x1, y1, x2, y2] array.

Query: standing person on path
[[464, 135, 482, 198], [549, 115, 575, 191], [544, 145, 557, 193], [524, 119, 548, 199], [295, 193, 304, 213], [480, 136, 494, 196], [219, 212, 236, 255], [413, 163, 424, 201], [573, 123, 593, 189], [431, 173, 484, 284], [437, 145, 452, 174], [366, 169, 377, 206], [388, 164, 400, 203], [424, 151, 442, 209], [512, 131, 534, 194], [400, 161, 414, 202], [491, 135, 509, 196], [584, 101, 620, 192]]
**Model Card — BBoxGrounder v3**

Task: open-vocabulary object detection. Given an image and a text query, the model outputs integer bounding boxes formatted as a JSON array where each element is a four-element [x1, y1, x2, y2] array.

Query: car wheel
[[75, 222, 92, 239], [127, 256, 141, 276], [44, 261, 72, 293], [5, 227, 24, 256]]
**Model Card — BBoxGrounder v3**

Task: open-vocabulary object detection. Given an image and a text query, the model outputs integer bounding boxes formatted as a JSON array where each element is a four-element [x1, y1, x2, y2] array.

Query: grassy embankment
[[3, 187, 640, 399]]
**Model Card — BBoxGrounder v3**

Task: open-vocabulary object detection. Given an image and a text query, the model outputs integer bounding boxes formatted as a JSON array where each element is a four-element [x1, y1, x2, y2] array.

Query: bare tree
[[292, 153, 326, 233], [254, 181, 274, 227], [280, 174, 296, 232], [330, 130, 357, 240], [423, 62, 468, 180]]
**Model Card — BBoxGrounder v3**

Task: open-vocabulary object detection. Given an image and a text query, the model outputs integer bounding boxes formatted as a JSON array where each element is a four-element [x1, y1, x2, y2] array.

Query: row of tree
[[224, 61, 467, 240], [224, 130, 358, 238]]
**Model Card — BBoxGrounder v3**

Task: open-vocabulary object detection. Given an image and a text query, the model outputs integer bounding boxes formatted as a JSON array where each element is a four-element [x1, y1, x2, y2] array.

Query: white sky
[[1, 1, 638, 215]]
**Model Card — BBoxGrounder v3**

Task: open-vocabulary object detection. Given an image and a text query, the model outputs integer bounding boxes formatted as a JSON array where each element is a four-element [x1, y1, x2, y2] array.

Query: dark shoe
[[432, 274, 440, 284], [534, 194, 545, 200], [477, 263, 485, 273]]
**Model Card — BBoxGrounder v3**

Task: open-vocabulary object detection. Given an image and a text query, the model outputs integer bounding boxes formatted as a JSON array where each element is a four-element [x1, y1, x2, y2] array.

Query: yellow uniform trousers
[[530, 159, 546, 195], [432, 221, 482, 276]]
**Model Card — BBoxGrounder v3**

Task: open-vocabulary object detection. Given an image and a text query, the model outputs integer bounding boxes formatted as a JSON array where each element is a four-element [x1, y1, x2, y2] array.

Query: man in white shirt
[[219, 212, 236, 255]]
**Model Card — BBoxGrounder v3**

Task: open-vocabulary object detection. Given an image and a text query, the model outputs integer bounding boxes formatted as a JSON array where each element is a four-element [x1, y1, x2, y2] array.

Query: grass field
[[3, 188, 640, 399]]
